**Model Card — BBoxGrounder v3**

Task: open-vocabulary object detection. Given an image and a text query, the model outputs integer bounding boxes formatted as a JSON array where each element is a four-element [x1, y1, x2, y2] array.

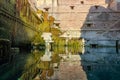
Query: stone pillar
[[41, 32, 54, 49], [41, 33, 53, 61], [53, 0, 58, 7]]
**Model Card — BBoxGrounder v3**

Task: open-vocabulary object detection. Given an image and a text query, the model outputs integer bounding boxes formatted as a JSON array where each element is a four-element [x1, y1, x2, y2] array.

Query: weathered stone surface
[[33, 0, 120, 42]]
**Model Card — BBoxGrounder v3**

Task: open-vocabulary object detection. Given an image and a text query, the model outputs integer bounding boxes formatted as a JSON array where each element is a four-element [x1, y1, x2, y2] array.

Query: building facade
[[35, 0, 120, 47], [0, 0, 42, 46]]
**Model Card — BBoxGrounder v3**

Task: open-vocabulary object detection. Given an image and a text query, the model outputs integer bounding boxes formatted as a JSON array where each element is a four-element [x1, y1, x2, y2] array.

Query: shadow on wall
[[0, 21, 11, 39], [80, 3, 120, 47], [15, 24, 34, 51], [80, 2, 120, 80], [0, 18, 33, 51]]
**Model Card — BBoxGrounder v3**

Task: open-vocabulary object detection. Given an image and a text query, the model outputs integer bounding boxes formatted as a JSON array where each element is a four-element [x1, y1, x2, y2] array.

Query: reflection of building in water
[[57, 47, 87, 80], [33, 48, 61, 80], [85, 47, 117, 53], [81, 46, 120, 79], [58, 46, 120, 80], [0, 39, 11, 64], [58, 61, 87, 80], [34, 46, 87, 80], [61, 46, 82, 61], [41, 48, 52, 61], [82, 47, 120, 63]]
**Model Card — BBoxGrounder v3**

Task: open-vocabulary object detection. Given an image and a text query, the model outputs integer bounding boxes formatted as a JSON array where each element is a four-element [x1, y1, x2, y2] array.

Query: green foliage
[[53, 37, 65, 46], [68, 39, 83, 47], [32, 33, 45, 45], [53, 46, 66, 54], [51, 27, 64, 46], [20, 50, 44, 80], [51, 53, 61, 63], [38, 21, 50, 32], [37, 61, 50, 70]]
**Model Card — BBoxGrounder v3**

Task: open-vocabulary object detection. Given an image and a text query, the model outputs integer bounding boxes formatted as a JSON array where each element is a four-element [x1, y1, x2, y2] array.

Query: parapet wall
[[0, 0, 41, 46]]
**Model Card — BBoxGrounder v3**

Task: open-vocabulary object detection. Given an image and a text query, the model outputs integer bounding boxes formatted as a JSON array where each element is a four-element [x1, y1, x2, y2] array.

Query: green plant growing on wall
[[68, 39, 83, 47], [32, 32, 45, 46], [50, 27, 65, 46], [36, 11, 63, 46], [18, 0, 63, 46], [38, 12, 55, 32]]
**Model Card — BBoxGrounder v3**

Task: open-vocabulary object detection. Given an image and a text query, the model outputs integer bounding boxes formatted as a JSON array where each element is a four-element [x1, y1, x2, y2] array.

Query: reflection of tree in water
[[53, 46, 84, 55], [19, 49, 61, 80], [19, 49, 44, 80]]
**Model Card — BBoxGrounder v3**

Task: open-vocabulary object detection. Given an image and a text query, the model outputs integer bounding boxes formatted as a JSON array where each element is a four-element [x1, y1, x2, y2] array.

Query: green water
[[0, 47, 120, 80]]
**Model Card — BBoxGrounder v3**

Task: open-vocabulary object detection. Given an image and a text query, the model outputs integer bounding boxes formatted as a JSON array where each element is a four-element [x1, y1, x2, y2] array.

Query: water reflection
[[19, 47, 61, 80], [19, 46, 85, 80], [41, 48, 52, 61], [82, 47, 120, 80], [1, 46, 120, 80]]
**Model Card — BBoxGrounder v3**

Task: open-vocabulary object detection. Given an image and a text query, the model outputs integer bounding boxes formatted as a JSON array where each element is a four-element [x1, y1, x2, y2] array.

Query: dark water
[[0, 47, 120, 80]]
